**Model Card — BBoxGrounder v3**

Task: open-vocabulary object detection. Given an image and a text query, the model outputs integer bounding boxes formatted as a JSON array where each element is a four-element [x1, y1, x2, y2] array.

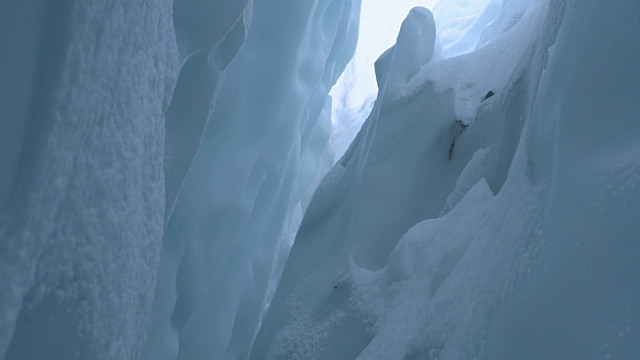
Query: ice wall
[[0, 0, 253, 358], [480, 1, 640, 357], [1, 0, 359, 358], [252, 0, 640, 358], [0, 1, 179, 359], [164, 0, 254, 225], [143, 0, 360, 359], [3, 0, 638, 358]]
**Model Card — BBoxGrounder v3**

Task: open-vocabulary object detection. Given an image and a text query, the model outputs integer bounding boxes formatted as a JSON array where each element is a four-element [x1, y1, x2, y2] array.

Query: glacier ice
[[144, 0, 360, 359], [0, 1, 180, 358], [1, 0, 639, 359], [329, 0, 441, 161], [251, 0, 640, 359], [164, 0, 254, 226], [0, 0, 360, 357], [480, 1, 640, 357]]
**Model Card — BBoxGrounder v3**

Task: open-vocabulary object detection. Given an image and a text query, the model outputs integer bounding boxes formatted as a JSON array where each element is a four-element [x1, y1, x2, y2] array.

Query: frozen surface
[[0, 1, 179, 358], [253, 0, 640, 358], [480, 1, 640, 357], [330, 0, 502, 160], [144, 0, 360, 359], [0, 0, 357, 358], [330, 0, 439, 160], [0, 0, 250, 359], [1, 0, 639, 359], [163, 0, 254, 225]]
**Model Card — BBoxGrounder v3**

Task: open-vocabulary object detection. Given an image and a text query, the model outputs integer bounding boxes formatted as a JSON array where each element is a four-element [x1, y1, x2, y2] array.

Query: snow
[[1, 0, 639, 359], [398, 0, 549, 124], [330, 0, 503, 160], [252, 0, 640, 358]]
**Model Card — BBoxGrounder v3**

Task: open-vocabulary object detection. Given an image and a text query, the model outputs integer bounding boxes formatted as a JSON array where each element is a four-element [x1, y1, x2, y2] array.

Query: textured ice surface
[[0, 0, 249, 359], [0, 1, 179, 358]]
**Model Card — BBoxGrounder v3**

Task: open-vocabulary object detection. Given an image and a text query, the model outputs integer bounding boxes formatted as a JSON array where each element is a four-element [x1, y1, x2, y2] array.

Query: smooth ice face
[[163, 0, 254, 227], [330, 0, 439, 159], [144, 0, 361, 359]]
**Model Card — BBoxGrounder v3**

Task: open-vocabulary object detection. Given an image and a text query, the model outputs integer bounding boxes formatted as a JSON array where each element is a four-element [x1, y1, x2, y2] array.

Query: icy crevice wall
[[252, 0, 640, 359], [2, 0, 637, 359], [145, 0, 360, 359], [0, 1, 179, 359], [0, 0, 359, 359], [164, 0, 254, 226]]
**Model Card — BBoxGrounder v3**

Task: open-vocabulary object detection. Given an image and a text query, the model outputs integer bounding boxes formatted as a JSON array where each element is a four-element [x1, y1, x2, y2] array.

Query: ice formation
[[1, 1, 179, 358], [1, 0, 639, 359], [0, 0, 358, 358], [329, 0, 440, 160], [144, 0, 360, 358], [251, 0, 640, 359]]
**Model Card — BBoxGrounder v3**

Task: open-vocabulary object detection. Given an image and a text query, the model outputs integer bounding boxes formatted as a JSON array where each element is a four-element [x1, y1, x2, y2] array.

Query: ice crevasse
[[0, 0, 639, 359], [0, 0, 359, 358]]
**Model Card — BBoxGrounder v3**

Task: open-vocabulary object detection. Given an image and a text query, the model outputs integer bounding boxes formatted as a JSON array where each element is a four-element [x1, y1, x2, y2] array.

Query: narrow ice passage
[[0, 0, 639, 359]]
